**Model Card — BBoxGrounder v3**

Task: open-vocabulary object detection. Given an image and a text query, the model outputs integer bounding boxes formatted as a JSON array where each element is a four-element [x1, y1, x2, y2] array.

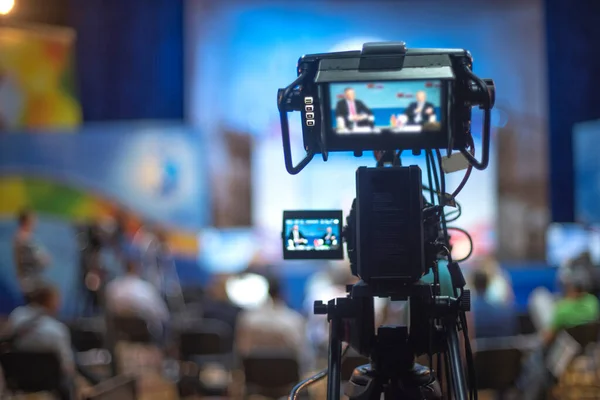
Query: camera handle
[[460, 66, 495, 171], [278, 73, 316, 175]]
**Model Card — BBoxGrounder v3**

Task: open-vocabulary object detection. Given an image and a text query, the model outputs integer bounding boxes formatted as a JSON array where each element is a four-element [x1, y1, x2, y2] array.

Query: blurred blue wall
[[71, 0, 184, 121], [546, 0, 600, 222]]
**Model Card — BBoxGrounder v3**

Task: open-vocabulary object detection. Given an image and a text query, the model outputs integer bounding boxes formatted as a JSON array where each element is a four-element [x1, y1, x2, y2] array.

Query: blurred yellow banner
[[0, 25, 82, 132]]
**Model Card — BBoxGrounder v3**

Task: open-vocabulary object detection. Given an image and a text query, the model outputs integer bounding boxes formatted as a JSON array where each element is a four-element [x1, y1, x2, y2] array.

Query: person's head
[[562, 267, 591, 296], [124, 259, 139, 276], [472, 270, 489, 295], [28, 284, 61, 315], [293, 225, 299, 231], [208, 274, 231, 302], [326, 227, 332, 234], [344, 87, 355, 101], [416, 91, 426, 103], [17, 209, 35, 231], [267, 275, 282, 301]]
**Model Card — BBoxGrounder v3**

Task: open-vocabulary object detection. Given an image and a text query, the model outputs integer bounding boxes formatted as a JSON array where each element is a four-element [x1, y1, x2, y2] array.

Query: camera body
[[355, 166, 425, 286], [283, 165, 445, 293]]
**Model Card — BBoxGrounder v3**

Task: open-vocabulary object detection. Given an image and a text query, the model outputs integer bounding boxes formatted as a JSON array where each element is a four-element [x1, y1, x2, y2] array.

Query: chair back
[[178, 318, 233, 357], [243, 350, 300, 398], [475, 348, 522, 390], [84, 375, 137, 400], [0, 351, 62, 393], [111, 316, 153, 343], [69, 319, 106, 351], [517, 313, 536, 335], [565, 321, 600, 348]]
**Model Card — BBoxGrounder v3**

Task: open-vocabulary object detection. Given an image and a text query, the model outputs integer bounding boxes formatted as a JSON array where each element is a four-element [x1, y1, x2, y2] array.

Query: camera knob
[[313, 301, 328, 315], [460, 289, 471, 312]]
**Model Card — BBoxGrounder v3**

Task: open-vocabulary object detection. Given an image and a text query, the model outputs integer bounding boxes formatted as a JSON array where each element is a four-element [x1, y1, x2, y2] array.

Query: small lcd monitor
[[328, 80, 444, 135], [282, 210, 344, 260]]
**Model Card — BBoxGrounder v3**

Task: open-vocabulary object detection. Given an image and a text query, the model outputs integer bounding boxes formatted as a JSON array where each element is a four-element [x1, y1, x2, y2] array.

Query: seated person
[[518, 268, 600, 400], [335, 87, 374, 131], [5, 283, 100, 399], [543, 267, 600, 345], [104, 260, 170, 344], [319, 227, 337, 247], [402, 91, 436, 126], [287, 225, 308, 248], [236, 275, 309, 372], [471, 270, 517, 338]]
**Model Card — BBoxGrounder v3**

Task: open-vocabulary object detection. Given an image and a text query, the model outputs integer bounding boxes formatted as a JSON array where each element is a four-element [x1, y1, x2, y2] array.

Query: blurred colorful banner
[[0, 25, 81, 132], [0, 123, 208, 315]]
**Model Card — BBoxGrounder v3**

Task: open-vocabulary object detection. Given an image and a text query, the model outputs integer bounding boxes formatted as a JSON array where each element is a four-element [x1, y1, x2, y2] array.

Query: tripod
[[345, 325, 442, 400], [316, 287, 470, 400]]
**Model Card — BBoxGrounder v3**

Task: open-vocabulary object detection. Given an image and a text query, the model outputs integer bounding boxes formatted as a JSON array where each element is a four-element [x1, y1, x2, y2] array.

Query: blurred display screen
[[330, 80, 443, 134], [546, 223, 600, 267], [283, 210, 344, 260], [198, 228, 256, 273]]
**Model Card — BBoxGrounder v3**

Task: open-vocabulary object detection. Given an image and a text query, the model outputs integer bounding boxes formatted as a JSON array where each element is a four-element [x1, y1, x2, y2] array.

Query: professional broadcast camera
[[278, 42, 494, 400]]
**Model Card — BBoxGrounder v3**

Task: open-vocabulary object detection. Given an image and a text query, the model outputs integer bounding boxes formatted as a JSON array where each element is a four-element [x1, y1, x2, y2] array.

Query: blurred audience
[[479, 255, 515, 306], [4, 284, 100, 399], [236, 275, 309, 371], [105, 260, 170, 343], [542, 267, 599, 345], [202, 273, 241, 333], [471, 269, 517, 338], [13, 210, 50, 299], [137, 227, 184, 311]]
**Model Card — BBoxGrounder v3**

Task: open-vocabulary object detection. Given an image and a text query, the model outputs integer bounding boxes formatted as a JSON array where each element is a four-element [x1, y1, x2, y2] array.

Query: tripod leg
[[326, 315, 343, 400], [446, 324, 468, 400]]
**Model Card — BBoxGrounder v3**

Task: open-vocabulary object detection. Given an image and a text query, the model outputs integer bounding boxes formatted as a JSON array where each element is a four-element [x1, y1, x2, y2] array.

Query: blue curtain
[[546, 0, 600, 222], [71, 0, 184, 121]]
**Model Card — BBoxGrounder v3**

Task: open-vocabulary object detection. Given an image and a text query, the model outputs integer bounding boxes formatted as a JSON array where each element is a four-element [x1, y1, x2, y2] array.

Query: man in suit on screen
[[404, 90, 436, 125], [335, 87, 374, 131], [287, 225, 308, 248]]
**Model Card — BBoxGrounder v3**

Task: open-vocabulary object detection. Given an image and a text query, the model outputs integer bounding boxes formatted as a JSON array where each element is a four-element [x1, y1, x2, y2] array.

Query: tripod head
[[314, 260, 470, 399]]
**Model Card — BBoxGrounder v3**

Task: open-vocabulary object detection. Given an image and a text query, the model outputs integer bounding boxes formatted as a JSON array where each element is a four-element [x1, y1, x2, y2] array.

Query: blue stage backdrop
[[0, 123, 208, 316], [574, 119, 600, 224]]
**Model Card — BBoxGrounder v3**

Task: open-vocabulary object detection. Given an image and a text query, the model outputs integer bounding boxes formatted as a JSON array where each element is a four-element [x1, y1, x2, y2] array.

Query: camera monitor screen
[[282, 210, 344, 260], [329, 80, 443, 135]]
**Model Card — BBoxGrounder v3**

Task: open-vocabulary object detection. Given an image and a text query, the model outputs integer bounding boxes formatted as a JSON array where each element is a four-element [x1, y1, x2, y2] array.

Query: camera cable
[[289, 344, 351, 400]]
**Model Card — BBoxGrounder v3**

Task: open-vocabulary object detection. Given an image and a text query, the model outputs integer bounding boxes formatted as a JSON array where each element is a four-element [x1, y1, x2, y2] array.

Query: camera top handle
[[278, 72, 315, 175]]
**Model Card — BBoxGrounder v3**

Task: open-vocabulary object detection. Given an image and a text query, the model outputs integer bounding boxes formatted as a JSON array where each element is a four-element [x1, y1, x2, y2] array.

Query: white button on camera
[[306, 120, 315, 126], [306, 112, 315, 119], [304, 97, 314, 105], [305, 105, 314, 112]]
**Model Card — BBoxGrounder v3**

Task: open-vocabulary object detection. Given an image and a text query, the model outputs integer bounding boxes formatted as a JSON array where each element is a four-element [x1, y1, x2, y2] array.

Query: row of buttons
[[305, 97, 315, 126]]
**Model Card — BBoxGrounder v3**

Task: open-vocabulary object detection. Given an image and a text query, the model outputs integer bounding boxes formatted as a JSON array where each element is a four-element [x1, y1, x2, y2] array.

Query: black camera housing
[[277, 42, 494, 175], [355, 166, 425, 286]]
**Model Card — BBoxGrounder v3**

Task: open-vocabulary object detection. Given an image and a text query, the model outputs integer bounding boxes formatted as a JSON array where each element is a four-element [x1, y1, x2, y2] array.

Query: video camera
[[278, 42, 494, 400]]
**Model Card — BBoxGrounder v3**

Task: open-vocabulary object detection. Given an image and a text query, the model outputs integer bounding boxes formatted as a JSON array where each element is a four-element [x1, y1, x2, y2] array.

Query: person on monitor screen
[[335, 87, 374, 131], [321, 227, 338, 247], [403, 90, 436, 126], [287, 225, 308, 248]]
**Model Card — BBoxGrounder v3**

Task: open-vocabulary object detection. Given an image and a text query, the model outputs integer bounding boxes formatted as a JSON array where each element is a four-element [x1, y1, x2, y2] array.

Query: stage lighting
[[0, 0, 14, 15]]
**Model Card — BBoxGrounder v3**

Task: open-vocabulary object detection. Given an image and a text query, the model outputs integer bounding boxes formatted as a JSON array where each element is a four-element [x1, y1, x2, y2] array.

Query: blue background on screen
[[330, 81, 442, 127], [285, 220, 340, 243]]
